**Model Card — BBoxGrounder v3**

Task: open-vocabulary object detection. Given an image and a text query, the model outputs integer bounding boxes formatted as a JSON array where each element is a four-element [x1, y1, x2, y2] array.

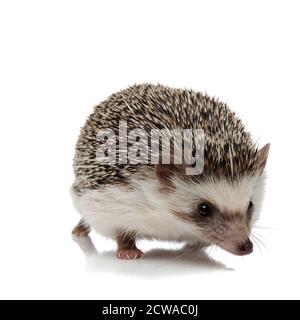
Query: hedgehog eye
[[247, 201, 254, 211], [198, 203, 212, 216]]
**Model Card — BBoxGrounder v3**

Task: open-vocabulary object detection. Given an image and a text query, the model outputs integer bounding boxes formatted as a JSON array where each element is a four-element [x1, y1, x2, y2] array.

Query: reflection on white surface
[[73, 235, 231, 278]]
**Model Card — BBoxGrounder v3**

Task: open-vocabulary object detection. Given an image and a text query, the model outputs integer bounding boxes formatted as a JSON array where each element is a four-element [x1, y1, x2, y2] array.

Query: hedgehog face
[[156, 144, 269, 256], [168, 173, 266, 255], [192, 195, 257, 256]]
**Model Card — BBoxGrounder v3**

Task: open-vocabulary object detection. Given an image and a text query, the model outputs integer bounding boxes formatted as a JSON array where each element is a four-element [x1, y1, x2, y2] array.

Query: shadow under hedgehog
[[71, 84, 270, 259]]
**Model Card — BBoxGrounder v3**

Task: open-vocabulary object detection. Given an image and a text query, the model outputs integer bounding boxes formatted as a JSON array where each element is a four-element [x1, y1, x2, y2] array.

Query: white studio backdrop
[[0, 0, 299, 299]]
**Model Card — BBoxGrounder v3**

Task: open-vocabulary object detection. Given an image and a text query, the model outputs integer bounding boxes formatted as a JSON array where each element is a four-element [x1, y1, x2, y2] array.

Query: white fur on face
[[171, 173, 266, 218], [71, 172, 266, 242]]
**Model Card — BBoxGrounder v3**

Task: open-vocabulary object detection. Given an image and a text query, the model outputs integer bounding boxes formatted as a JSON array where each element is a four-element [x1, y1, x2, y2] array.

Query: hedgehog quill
[[71, 84, 270, 258]]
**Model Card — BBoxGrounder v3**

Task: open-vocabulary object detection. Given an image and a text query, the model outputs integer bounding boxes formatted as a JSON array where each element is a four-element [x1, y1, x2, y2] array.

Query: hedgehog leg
[[116, 231, 143, 259], [72, 218, 90, 237]]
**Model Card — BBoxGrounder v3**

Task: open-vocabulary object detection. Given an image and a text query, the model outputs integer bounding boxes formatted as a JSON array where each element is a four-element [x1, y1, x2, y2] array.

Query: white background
[[0, 0, 299, 300]]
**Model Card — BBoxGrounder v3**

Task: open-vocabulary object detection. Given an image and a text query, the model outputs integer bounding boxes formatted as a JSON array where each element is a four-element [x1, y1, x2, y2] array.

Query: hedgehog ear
[[256, 143, 270, 175], [155, 164, 183, 187]]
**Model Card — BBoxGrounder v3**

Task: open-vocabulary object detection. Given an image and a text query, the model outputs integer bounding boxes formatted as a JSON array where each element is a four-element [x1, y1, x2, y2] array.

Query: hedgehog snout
[[212, 222, 253, 256], [237, 238, 253, 255]]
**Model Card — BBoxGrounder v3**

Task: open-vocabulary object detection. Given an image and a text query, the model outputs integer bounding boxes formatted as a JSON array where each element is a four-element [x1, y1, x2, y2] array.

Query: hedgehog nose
[[237, 239, 253, 255]]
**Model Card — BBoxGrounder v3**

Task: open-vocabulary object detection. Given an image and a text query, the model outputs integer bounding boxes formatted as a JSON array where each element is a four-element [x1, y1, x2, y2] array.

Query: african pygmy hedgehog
[[71, 83, 270, 259]]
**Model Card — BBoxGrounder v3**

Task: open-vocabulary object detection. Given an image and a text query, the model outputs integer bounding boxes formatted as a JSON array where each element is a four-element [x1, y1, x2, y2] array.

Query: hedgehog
[[71, 83, 270, 259]]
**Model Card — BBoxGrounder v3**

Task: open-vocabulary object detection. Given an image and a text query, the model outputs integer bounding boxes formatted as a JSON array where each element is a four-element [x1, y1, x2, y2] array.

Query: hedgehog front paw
[[117, 249, 144, 259]]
